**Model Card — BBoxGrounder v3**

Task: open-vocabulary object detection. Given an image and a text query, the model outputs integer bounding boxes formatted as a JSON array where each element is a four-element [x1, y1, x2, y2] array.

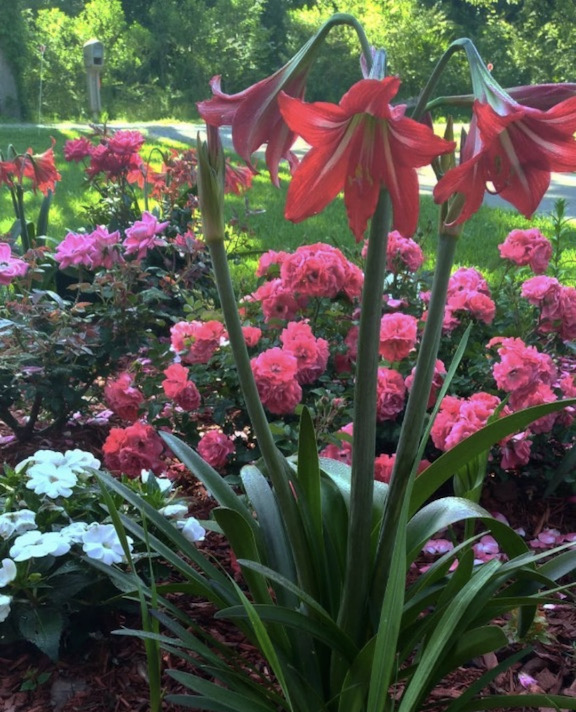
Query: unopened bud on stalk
[[196, 126, 226, 244]]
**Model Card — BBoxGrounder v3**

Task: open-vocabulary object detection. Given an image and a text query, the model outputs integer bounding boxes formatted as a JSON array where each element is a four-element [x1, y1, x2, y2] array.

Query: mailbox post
[[83, 39, 104, 119]]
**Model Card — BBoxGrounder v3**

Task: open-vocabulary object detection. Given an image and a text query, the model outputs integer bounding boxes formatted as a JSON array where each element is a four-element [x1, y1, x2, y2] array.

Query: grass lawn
[[1, 124, 575, 287]]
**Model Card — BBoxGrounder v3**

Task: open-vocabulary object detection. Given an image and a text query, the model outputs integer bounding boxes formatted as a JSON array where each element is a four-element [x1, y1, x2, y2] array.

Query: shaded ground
[[1, 422, 575, 711]]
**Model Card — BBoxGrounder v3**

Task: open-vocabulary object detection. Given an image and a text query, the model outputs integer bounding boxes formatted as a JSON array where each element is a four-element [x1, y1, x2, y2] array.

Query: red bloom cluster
[[0, 139, 61, 195], [170, 320, 227, 364], [104, 372, 145, 422], [64, 130, 153, 185], [197, 429, 235, 470], [521, 276, 576, 341], [362, 230, 424, 274], [103, 421, 165, 478], [162, 363, 201, 411], [251, 347, 302, 415], [498, 228, 552, 274]]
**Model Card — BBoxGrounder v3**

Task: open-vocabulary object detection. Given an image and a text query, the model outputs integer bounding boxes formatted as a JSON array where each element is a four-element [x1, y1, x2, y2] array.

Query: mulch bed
[[1, 422, 575, 711]]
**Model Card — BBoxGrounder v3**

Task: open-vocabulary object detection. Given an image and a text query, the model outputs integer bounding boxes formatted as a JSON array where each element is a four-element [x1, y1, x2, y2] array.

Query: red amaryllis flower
[[434, 94, 576, 224], [198, 70, 307, 187], [277, 77, 455, 241], [16, 139, 61, 194]]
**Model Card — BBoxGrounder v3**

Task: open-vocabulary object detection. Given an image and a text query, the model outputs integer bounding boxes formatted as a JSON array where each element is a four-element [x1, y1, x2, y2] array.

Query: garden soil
[[1, 422, 575, 712]]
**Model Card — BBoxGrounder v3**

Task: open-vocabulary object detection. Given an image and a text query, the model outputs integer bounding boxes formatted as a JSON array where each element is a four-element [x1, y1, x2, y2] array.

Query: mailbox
[[83, 39, 104, 116]]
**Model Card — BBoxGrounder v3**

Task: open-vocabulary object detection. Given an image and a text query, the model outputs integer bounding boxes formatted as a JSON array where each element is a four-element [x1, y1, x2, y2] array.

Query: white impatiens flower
[[26, 463, 78, 498], [141, 470, 173, 494], [81, 524, 133, 565], [16, 448, 101, 473], [10, 530, 71, 562], [0, 510, 37, 540], [0, 558, 17, 587], [159, 503, 189, 519], [58, 521, 91, 544], [177, 517, 206, 543], [0, 594, 12, 623]]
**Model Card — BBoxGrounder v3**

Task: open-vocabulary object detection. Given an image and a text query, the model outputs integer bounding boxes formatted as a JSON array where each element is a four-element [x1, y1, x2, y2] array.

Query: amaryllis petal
[[279, 78, 454, 241]]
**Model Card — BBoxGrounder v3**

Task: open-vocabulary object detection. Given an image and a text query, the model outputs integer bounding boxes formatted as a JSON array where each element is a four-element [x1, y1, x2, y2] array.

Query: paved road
[[32, 120, 576, 219]]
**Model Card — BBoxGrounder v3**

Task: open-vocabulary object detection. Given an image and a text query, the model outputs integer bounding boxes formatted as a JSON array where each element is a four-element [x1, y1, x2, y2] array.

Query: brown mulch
[[1, 422, 575, 711]]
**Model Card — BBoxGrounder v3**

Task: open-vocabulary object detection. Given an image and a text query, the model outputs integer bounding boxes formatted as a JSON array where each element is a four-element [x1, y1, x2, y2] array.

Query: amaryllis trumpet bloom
[[434, 45, 576, 224], [15, 139, 61, 195], [277, 77, 455, 241]]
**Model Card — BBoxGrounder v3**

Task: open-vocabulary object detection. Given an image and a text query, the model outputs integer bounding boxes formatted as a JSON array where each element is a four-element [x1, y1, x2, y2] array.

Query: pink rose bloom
[[559, 286, 576, 341], [251, 278, 307, 322], [405, 359, 446, 408], [107, 130, 146, 157], [379, 312, 418, 362], [431, 393, 500, 451], [256, 250, 289, 277], [170, 320, 226, 364], [509, 382, 557, 433], [104, 372, 145, 422], [320, 423, 353, 464], [492, 338, 556, 400], [103, 421, 165, 477], [376, 368, 406, 421], [374, 453, 395, 483], [89, 225, 123, 269], [162, 363, 201, 411], [251, 347, 302, 414], [54, 231, 97, 270], [448, 267, 490, 294], [280, 243, 349, 299], [197, 429, 235, 470], [499, 228, 552, 274], [123, 211, 169, 260], [342, 261, 364, 301], [280, 321, 329, 384], [0, 242, 29, 285], [242, 325, 262, 347], [499, 432, 532, 470], [386, 230, 424, 273], [63, 136, 93, 162]]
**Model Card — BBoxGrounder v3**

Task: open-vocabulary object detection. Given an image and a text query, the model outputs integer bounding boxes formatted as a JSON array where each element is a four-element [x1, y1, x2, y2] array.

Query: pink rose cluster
[[250, 347, 302, 415], [521, 276, 576, 341], [103, 421, 165, 478], [404, 359, 447, 409], [280, 321, 329, 385], [170, 320, 227, 364], [431, 392, 501, 452], [197, 429, 235, 470], [362, 230, 424, 273], [54, 225, 122, 270], [0, 242, 29, 285], [252, 243, 363, 321], [498, 228, 552, 274], [440, 267, 496, 331], [379, 312, 418, 362], [162, 363, 201, 411]]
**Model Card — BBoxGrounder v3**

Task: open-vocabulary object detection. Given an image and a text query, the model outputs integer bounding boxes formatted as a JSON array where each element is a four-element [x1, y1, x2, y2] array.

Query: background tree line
[[2, 0, 575, 122]]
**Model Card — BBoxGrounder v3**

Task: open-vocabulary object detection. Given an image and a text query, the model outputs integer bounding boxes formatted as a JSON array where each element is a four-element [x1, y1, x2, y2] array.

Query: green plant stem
[[15, 185, 30, 251], [337, 190, 391, 647], [207, 237, 317, 597], [372, 231, 458, 606]]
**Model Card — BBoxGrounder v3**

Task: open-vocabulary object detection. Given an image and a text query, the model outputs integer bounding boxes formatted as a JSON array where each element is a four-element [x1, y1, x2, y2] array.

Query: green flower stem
[[372, 231, 458, 606], [337, 189, 391, 646], [207, 237, 317, 596], [15, 185, 30, 252]]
